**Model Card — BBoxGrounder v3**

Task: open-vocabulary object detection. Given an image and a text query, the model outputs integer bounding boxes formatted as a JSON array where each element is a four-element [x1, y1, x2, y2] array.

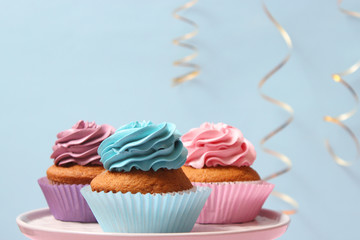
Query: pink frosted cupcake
[[181, 122, 274, 224], [38, 120, 115, 222]]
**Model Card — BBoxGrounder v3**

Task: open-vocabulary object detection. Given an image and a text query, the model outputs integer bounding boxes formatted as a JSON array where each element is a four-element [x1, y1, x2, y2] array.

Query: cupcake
[[38, 120, 115, 222], [81, 121, 211, 233], [181, 122, 274, 224]]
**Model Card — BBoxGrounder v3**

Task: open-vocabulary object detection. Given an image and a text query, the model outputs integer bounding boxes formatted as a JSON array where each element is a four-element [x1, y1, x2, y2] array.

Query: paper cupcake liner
[[38, 177, 97, 223], [193, 181, 274, 224], [81, 186, 211, 233]]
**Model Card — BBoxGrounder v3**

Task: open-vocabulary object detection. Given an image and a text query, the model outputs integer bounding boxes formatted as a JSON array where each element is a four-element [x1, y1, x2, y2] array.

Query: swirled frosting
[[181, 122, 256, 168], [98, 121, 188, 172], [51, 120, 115, 166]]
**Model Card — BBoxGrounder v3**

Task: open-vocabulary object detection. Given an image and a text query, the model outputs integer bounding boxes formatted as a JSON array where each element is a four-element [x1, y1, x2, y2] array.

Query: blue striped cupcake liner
[[81, 186, 211, 233]]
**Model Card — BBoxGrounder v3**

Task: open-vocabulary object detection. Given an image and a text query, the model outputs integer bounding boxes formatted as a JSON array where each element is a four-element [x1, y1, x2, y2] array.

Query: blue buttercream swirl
[[98, 121, 188, 172]]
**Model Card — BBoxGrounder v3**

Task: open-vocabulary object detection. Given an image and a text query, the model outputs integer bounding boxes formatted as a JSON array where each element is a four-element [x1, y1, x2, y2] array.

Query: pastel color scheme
[[51, 120, 115, 166], [81, 186, 211, 233], [182, 122, 256, 168], [182, 122, 272, 223], [38, 120, 114, 222], [81, 121, 211, 233], [194, 181, 274, 223], [38, 177, 96, 223], [4, 0, 360, 239], [98, 121, 187, 172]]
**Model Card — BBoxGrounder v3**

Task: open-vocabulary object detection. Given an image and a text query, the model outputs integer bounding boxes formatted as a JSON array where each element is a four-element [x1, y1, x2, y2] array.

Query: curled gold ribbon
[[271, 191, 299, 215], [260, 3, 298, 215], [172, 0, 200, 86], [338, 0, 360, 18], [324, 61, 360, 166]]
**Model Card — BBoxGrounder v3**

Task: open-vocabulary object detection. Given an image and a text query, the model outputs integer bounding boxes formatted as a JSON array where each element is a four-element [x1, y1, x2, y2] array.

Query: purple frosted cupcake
[[38, 120, 114, 222]]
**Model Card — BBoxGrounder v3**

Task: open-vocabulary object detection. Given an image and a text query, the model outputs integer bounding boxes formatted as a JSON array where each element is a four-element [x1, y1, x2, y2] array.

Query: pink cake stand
[[17, 208, 290, 240]]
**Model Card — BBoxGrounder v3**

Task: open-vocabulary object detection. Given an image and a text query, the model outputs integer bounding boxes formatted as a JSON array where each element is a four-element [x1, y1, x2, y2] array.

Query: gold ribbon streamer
[[338, 0, 360, 18], [324, 1, 360, 166], [271, 191, 299, 215], [172, 0, 200, 86], [324, 61, 360, 166], [260, 3, 298, 215]]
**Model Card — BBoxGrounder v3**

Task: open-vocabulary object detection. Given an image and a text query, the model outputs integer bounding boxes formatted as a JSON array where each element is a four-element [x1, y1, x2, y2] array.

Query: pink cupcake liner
[[38, 177, 96, 223], [193, 181, 274, 224]]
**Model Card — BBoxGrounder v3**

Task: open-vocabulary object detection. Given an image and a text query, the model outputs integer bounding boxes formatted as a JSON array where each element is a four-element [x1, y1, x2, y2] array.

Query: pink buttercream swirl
[[181, 122, 256, 168], [51, 120, 115, 166]]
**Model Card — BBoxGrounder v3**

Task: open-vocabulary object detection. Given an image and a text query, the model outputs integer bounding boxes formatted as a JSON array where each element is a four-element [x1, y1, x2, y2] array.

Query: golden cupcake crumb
[[46, 164, 105, 185], [182, 165, 260, 182], [91, 168, 193, 194]]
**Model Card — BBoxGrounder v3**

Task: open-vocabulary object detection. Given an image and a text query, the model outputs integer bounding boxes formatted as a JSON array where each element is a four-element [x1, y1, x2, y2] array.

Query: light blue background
[[1, 0, 360, 239]]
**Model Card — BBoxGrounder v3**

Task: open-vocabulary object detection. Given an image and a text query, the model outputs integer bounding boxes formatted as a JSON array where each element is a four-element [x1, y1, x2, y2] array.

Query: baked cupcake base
[[193, 181, 274, 224], [182, 166, 260, 182], [38, 177, 97, 223], [46, 165, 104, 185], [91, 168, 193, 194], [81, 185, 211, 233]]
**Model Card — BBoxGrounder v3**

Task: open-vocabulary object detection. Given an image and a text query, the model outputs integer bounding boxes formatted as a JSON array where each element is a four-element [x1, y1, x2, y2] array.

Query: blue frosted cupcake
[[81, 121, 211, 233]]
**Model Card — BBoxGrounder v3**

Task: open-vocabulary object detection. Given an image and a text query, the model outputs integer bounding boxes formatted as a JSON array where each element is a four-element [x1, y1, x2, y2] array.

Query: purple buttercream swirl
[[51, 120, 115, 166]]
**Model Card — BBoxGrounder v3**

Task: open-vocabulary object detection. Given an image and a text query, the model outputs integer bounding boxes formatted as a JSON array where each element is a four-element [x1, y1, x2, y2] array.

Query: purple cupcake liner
[[38, 177, 97, 223]]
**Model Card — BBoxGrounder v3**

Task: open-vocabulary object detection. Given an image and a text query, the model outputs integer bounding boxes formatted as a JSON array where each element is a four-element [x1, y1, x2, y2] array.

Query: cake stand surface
[[17, 208, 290, 240]]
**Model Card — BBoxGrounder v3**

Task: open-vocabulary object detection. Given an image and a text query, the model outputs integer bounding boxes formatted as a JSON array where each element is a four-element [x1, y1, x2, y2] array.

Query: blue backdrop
[[1, 0, 360, 239]]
